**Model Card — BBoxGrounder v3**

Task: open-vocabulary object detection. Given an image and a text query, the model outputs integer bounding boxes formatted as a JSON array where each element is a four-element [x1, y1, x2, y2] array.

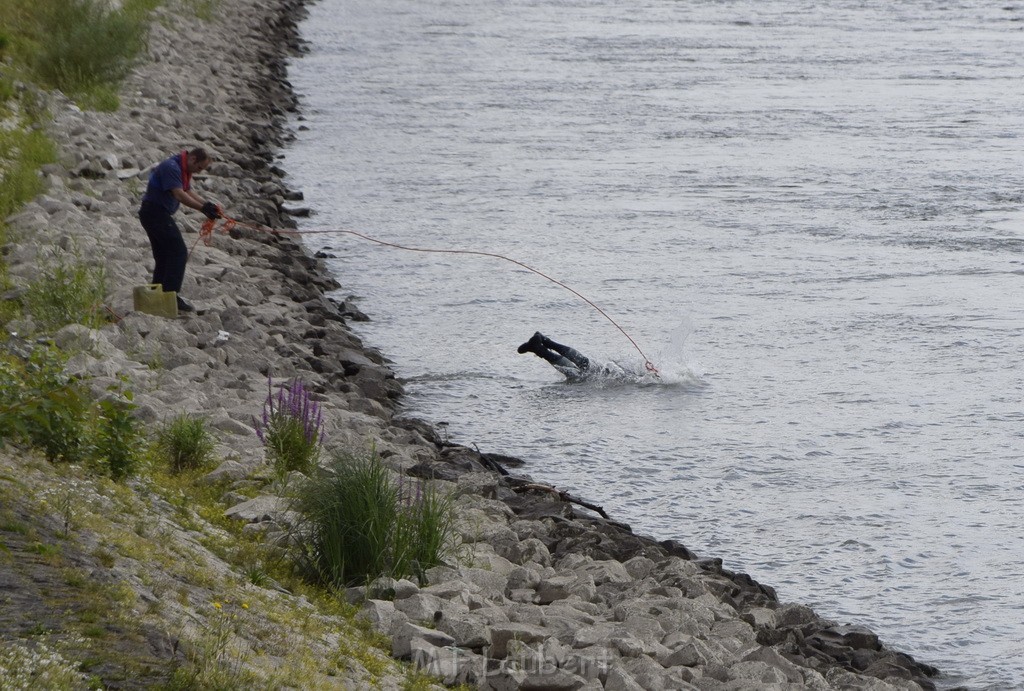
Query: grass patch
[[0, 124, 57, 324], [293, 450, 457, 588], [2, 434, 423, 689], [0, 0, 152, 110], [181, 0, 220, 20], [23, 252, 110, 332], [0, 126, 55, 221]]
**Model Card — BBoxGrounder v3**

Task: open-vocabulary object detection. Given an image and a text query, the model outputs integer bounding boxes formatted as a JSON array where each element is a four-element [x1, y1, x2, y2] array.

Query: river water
[[282, 1, 1024, 687]]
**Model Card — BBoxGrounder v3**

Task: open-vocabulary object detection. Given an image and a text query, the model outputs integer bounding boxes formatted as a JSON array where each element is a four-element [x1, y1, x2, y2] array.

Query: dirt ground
[[0, 452, 180, 689]]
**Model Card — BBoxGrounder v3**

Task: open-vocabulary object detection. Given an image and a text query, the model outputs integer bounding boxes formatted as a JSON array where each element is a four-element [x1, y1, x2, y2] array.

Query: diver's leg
[[538, 348, 577, 371], [517, 333, 579, 373], [541, 336, 591, 371]]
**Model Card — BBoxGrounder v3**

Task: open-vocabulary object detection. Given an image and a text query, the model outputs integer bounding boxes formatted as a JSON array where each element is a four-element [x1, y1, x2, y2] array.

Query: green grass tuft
[[293, 451, 457, 588], [26, 0, 147, 99], [154, 414, 218, 473], [23, 253, 109, 332], [0, 0, 158, 110]]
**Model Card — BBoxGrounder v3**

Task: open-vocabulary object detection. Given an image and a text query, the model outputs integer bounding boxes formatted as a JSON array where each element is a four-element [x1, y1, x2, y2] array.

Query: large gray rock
[[619, 655, 683, 691], [776, 602, 818, 627], [489, 623, 550, 659], [410, 642, 485, 687], [54, 323, 117, 356], [391, 621, 456, 659], [659, 639, 706, 668], [471, 549, 519, 575], [507, 565, 543, 592], [473, 605, 513, 626], [394, 592, 458, 622], [710, 618, 758, 652], [480, 665, 528, 691], [421, 579, 477, 605], [569, 623, 617, 649], [575, 559, 633, 586], [603, 666, 647, 691], [358, 599, 400, 633], [209, 414, 257, 436], [741, 606, 779, 631], [536, 574, 597, 605], [617, 614, 666, 641], [740, 645, 805, 684], [518, 667, 588, 691], [223, 495, 290, 523], [729, 659, 791, 685], [202, 460, 251, 484], [610, 632, 670, 659], [460, 567, 509, 601], [506, 537, 553, 567], [436, 611, 491, 649]]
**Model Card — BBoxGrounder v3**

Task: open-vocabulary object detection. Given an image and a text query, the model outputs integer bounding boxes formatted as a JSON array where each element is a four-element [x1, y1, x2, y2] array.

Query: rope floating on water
[[199, 214, 660, 376]]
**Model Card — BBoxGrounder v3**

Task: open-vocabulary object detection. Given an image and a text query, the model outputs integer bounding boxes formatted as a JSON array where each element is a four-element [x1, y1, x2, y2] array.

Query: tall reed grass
[[293, 451, 456, 588]]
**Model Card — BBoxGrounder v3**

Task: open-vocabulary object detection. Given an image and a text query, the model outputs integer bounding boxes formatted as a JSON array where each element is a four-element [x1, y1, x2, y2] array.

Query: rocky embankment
[[3, 0, 953, 688]]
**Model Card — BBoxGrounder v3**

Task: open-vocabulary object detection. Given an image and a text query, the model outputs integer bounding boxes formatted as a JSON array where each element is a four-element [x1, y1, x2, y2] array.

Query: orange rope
[[199, 214, 660, 375]]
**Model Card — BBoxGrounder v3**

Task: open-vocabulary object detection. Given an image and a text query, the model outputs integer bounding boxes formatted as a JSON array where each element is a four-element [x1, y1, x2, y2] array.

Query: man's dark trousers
[[139, 201, 187, 293]]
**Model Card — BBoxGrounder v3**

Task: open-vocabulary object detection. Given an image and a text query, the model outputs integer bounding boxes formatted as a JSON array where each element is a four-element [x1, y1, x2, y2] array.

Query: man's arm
[[171, 188, 220, 219], [171, 187, 207, 212]]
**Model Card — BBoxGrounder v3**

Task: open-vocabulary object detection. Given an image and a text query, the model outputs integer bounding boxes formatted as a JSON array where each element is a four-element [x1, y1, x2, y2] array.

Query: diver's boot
[[517, 332, 546, 355]]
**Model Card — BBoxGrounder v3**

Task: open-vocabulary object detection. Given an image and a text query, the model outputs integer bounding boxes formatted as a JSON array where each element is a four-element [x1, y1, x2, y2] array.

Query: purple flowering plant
[[254, 377, 325, 477]]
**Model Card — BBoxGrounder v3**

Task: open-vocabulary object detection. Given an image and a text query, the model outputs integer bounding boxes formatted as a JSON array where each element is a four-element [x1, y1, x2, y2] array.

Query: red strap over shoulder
[[180, 150, 191, 192]]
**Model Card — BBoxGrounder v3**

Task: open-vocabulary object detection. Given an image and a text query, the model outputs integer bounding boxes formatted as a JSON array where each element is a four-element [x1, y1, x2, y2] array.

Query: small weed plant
[[0, 342, 91, 462], [294, 450, 456, 588], [93, 387, 143, 480], [155, 413, 217, 473], [168, 601, 260, 690], [254, 378, 323, 478], [1, 343, 144, 480]]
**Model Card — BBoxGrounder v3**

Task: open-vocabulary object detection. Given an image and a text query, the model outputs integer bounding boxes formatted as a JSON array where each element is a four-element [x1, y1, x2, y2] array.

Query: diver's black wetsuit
[[517, 332, 592, 379]]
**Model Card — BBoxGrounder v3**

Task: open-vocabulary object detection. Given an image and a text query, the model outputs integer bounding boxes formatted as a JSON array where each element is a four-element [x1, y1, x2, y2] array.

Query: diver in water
[[517, 332, 602, 380]]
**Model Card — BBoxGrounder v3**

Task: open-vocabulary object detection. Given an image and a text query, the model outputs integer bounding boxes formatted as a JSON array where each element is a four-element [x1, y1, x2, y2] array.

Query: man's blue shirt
[[142, 154, 185, 214]]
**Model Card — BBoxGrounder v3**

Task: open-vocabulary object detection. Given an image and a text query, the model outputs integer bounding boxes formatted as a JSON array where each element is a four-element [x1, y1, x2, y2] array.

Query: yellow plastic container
[[133, 284, 178, 318]]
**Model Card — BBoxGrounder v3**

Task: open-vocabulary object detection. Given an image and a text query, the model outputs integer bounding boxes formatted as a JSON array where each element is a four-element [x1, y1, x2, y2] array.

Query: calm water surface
[[283, 1, 1024, 687]]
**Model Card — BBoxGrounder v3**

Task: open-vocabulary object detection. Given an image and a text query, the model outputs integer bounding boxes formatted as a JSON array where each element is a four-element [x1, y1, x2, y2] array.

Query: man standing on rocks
[[139, 147, 222, 313]]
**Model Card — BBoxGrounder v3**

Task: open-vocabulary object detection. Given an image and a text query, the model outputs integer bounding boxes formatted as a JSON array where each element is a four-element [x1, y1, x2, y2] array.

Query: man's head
[[188, 147, 212, 173]]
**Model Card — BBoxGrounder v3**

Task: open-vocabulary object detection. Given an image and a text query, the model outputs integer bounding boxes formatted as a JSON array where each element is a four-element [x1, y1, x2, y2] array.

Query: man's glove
[[201, 202, 221, 220]]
